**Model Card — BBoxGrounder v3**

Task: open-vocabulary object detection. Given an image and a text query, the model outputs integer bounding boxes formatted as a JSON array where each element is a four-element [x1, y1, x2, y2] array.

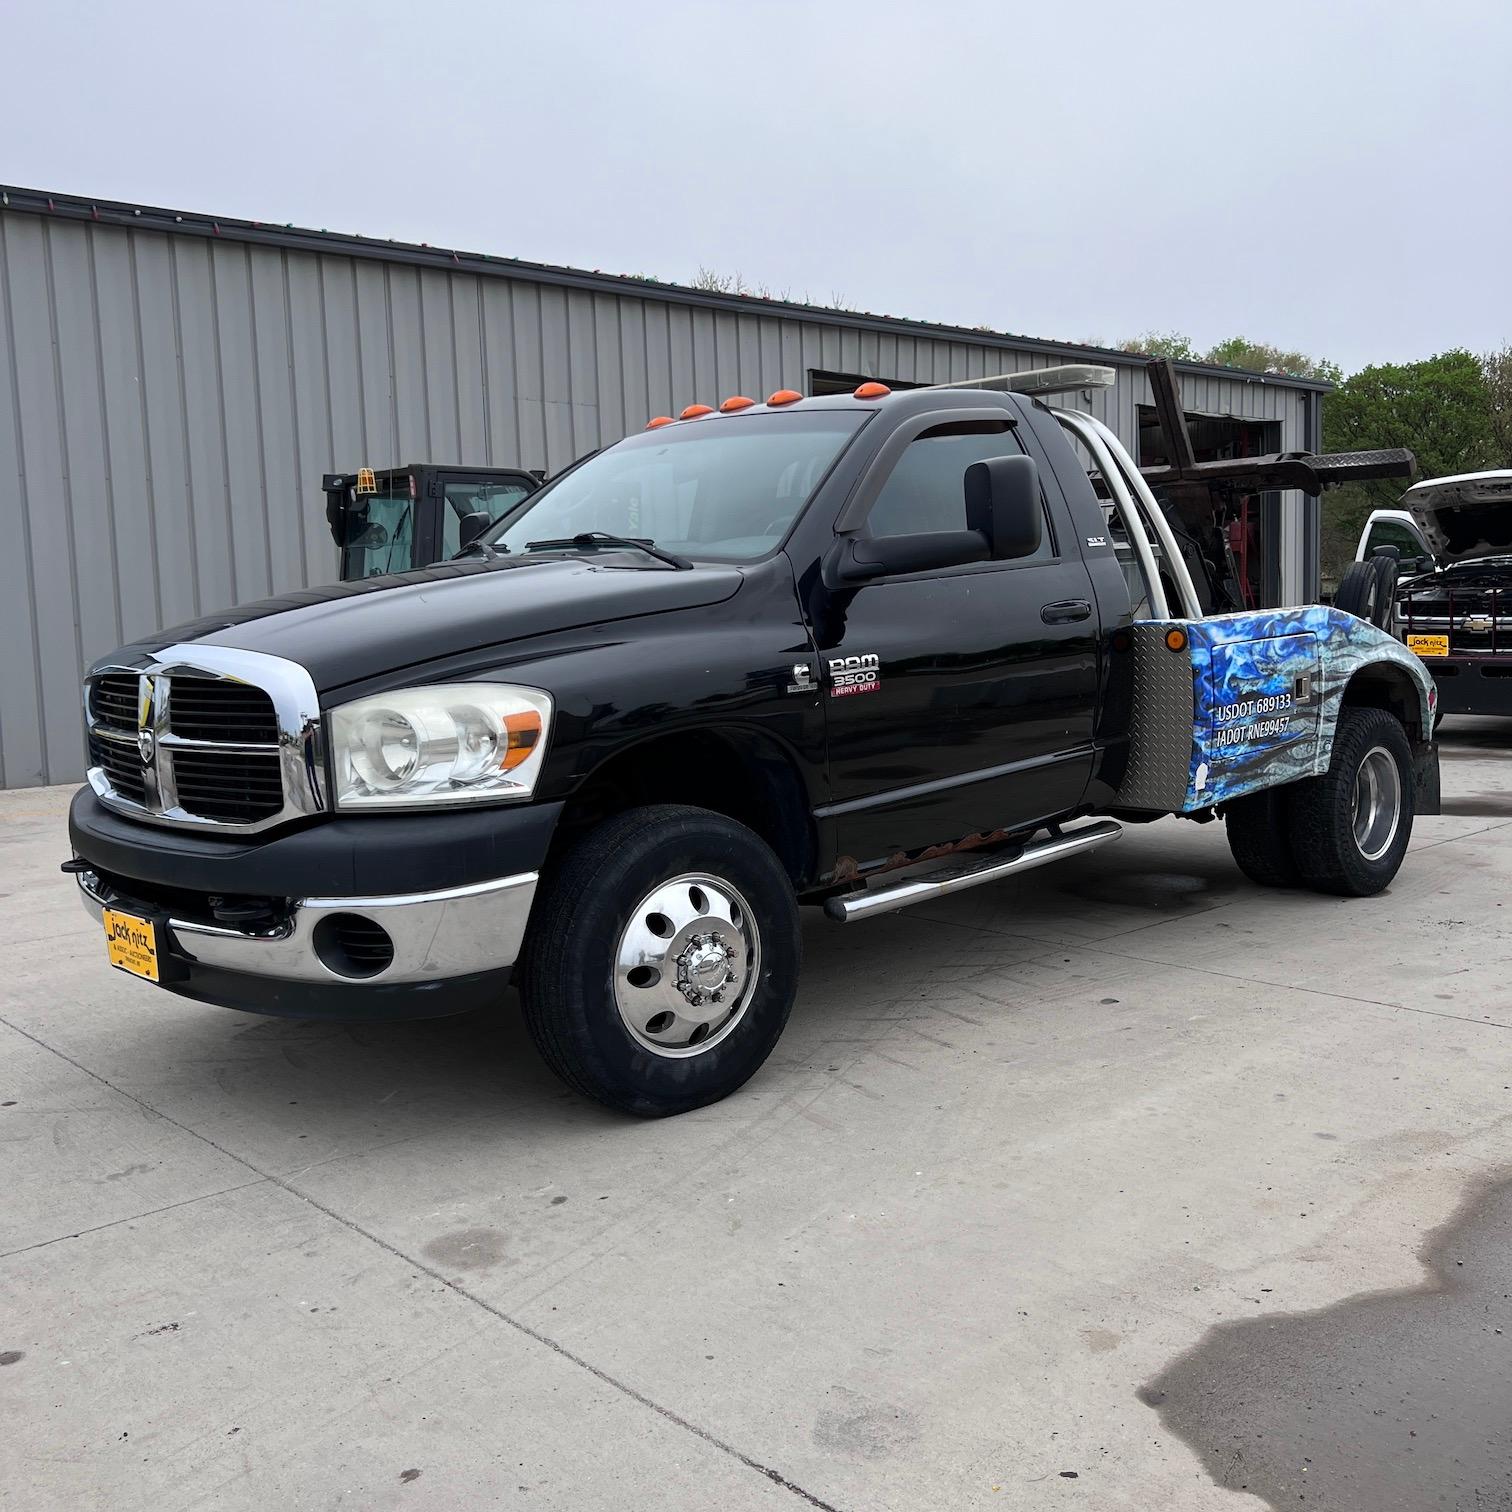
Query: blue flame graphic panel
[[1171, 606, 1435, 811]]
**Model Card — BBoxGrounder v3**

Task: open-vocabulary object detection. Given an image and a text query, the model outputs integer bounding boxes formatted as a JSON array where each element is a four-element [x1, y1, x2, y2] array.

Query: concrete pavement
[[3, 718, 1510, 1511]]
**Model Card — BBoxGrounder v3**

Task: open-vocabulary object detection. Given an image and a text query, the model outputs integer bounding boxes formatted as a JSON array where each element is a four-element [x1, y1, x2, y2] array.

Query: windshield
[[340, 485, 415, 578], [486, 410, 868, 561]]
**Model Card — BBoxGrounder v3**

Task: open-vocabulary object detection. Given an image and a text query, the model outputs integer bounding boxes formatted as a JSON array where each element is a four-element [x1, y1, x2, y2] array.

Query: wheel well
[[1341, 663, 1425, 739], [549, 729, 816, 888]]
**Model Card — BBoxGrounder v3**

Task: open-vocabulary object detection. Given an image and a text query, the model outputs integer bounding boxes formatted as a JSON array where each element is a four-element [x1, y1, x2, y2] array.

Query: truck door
[[813, 415, 1101, 867]]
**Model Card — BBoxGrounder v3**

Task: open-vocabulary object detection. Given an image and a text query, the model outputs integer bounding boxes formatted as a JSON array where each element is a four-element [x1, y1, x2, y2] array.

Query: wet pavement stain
[[422, 1227, 509, 1271], [1140, 1175, 1512, 1511], [811, 1388, 922, 1461]]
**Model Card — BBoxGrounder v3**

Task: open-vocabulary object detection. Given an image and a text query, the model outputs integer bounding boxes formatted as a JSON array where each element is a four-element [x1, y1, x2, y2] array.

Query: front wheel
[[520, 805, 800, 1116], [1287, 707, 1415, 896]]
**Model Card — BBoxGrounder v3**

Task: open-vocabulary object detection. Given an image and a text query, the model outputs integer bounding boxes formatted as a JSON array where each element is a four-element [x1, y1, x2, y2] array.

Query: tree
[[1203, 337, 1342, 386], [1482, 344, 1512, 469], [1116, 331, 1339, 382], [1323, 349, 1496, 507], [1317, 349, 1497, 579], [1116, 330, 1199, 363]]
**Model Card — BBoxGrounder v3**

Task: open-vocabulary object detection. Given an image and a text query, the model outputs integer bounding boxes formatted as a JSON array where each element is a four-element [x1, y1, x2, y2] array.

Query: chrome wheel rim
[[1352, 746, 1401, 861], [613, 872, 761, 1058]]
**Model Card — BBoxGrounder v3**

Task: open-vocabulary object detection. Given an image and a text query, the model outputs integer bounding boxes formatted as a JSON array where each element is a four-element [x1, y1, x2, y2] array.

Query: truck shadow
[[1138, 1172, 1512, 1511], [1436, 714, 1512, 755], [129, 818, 1317, 1141], [144, 902, 977, 1141]]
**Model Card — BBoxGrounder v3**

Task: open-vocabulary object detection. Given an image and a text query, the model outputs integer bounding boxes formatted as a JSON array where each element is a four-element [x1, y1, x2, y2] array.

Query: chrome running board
[[823, 820, 1123, 923]]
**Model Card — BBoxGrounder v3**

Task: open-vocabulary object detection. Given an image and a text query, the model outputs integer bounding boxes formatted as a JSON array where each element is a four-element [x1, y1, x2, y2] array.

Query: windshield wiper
[[455, 537, 507, 562], [523, 532, 693, 570]]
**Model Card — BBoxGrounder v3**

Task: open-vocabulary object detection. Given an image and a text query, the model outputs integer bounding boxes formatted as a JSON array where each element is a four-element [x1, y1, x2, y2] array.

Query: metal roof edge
[[0, 184, 1334, 393]]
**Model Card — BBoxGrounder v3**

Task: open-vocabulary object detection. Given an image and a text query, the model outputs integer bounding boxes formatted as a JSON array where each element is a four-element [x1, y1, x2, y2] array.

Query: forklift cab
[[322, 463, 541, 580]]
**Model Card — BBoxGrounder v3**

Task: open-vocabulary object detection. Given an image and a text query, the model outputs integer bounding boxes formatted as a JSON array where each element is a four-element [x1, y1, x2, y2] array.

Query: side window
[[1364, 520, 1425, 558], [866, 421, 1053, 562], [442, 478, 533, 558]]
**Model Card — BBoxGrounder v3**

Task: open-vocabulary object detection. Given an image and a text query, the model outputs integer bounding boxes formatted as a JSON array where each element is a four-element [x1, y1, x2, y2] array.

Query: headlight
[[329, 683, 552, 810]]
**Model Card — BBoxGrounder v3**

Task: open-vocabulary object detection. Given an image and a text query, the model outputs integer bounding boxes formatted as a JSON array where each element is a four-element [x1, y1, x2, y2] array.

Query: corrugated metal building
[[0, 185, 1328, 788]]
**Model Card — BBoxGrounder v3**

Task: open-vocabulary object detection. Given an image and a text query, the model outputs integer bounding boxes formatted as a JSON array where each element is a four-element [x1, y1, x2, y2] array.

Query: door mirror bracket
[[832, 530, 991, 583]]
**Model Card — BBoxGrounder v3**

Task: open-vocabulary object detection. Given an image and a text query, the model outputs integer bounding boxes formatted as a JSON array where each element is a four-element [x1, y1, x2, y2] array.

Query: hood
[[108, 554, 743, 691], [1403, 471, 1512, 566]]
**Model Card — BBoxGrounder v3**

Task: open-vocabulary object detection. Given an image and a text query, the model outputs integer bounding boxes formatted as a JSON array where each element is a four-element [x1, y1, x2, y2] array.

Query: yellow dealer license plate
[[1407, 633, 1449, 659], [103, 908, 160, 982]]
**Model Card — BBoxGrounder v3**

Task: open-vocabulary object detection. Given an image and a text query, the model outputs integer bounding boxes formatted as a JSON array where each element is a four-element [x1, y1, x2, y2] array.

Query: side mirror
[[457, 511, 492, 549], [835, 530, 991, 583], [345, 520, 389, 550], [1370, 543, 1401, 560], [964, 455, 1041, 559]]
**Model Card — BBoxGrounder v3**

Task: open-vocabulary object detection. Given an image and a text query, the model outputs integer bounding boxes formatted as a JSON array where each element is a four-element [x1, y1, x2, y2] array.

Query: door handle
[[1040, 599, 1092, 624]]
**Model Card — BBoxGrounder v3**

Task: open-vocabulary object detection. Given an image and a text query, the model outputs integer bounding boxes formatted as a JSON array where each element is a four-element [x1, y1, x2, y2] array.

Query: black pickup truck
[[68, 364, 1438, 1116]]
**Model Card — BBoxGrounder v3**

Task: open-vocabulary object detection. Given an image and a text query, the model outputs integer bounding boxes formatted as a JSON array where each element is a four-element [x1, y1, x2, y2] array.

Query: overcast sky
[[7, 0, 1509, 374]]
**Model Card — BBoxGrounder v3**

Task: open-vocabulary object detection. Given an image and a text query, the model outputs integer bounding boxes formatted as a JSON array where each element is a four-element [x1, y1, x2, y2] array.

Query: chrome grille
[[83, 645, 324, 834], [170, 748, 285, 823], [90, 673, 141, 734], [88, 731, 148, 803], [167, 677, 279, 743]]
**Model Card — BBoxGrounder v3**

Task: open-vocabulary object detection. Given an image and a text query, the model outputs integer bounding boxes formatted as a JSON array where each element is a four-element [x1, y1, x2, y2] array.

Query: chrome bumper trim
[[77, 869, 536, 986]]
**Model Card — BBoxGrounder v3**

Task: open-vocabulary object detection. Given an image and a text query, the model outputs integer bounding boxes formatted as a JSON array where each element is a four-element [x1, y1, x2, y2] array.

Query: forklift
[[321, 462, 544, 580]]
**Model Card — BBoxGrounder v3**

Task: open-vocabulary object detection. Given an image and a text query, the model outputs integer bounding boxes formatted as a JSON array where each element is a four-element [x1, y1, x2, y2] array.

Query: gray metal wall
[[0, 206, 1314, 788]]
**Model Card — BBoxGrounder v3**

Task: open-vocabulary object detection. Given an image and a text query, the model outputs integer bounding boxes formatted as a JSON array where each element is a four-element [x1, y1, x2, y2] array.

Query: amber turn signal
[[500, 711, 543, 771], [1164, 628, 1189, 652]]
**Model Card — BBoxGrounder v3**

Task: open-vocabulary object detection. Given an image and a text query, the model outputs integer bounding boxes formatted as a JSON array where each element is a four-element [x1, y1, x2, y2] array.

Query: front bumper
[[68, 787, 558, 1019], [77, 865, 534, 978], [1420, 657, 1512, 717]]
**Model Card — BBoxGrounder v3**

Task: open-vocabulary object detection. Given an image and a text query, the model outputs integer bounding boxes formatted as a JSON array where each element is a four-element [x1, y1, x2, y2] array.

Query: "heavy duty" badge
[[828, 653, 880, 698]]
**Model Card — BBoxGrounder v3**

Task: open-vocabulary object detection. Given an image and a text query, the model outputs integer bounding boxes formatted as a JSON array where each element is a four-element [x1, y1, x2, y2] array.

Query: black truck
[[68, 363, 1438, 1116]]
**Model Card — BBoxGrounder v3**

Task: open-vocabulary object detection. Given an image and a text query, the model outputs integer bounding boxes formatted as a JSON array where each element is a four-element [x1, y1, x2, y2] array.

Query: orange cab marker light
[[680, 403, 715, 420], [767, 389, 802, 406], [720, 395, 756, 412], [1164, 627, 1189, 653], [853, 381, 891, 399], [645, 415, 674, 429]]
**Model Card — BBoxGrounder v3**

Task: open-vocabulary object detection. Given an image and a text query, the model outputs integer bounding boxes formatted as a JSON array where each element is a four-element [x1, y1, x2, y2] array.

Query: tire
[[1287, 707, 1415, 896], [1334, 557, 1397, 630], [1367, 554, 1399, 635], [519, 804, 800, 1117], [1223, 786, 1300, 887]]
